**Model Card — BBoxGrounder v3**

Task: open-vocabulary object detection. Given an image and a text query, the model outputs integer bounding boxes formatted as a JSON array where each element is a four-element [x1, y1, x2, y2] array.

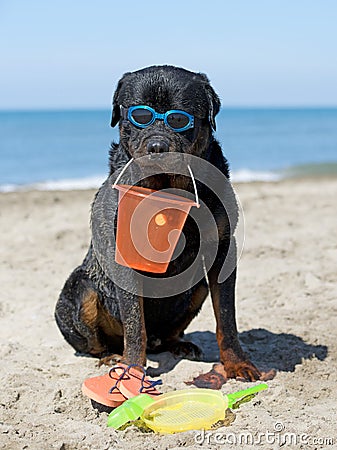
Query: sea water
[[0, 108, 336, 191]]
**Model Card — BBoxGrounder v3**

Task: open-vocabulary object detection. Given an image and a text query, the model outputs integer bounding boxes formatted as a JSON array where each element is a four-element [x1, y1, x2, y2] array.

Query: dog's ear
[[206, 85, 221, 131], [110, 79, 123, 127], [111, 72, 131, 127], [199, 73, 221, 131]]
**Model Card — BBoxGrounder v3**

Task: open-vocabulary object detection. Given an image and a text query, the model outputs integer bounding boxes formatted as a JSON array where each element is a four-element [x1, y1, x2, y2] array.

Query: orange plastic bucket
[[114, 185, 198, 273]]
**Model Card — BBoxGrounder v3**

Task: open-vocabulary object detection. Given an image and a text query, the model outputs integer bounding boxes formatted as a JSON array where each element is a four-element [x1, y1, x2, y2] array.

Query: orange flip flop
[[82, 366, 127, 407], [82, 364, 162, 407]]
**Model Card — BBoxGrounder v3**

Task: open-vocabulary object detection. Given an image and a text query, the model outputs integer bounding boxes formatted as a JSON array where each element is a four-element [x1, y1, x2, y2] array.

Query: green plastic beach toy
[[107, 383, 268, 431]]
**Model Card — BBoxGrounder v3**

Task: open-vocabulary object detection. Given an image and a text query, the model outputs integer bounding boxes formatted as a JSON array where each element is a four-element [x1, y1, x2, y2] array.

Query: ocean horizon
[[1, 107, 337, 192]]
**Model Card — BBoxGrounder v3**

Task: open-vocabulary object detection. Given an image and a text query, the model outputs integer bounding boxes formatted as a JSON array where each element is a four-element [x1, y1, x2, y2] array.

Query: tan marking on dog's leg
[[81, 290, 99, 327], [80, 289, 106, 355]]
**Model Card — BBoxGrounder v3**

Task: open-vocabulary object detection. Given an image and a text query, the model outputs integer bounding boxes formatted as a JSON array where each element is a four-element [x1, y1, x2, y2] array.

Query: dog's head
[[111, 65, 220, 159]]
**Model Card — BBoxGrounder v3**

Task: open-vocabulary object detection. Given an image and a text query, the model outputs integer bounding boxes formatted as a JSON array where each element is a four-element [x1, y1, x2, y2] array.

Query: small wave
[[0, 184, 19, 193], [231, 169, 282, 182], [0, 175, 106, 193]]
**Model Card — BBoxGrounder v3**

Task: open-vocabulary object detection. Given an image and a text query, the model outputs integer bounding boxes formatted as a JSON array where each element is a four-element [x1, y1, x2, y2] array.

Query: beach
[[0, 177, 336, 449]]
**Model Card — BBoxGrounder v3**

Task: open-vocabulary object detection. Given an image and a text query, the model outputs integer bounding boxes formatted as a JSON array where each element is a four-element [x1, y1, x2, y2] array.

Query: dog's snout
[[146, 139, 169, 154]]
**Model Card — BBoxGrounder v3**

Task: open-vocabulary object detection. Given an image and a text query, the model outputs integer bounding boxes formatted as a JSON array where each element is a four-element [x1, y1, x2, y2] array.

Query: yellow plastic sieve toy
[[141, 383, 268, 433]]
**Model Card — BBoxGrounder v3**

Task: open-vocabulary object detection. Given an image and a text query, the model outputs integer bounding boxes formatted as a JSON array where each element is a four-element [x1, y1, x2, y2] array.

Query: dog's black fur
[[55, 65, 261, 381]]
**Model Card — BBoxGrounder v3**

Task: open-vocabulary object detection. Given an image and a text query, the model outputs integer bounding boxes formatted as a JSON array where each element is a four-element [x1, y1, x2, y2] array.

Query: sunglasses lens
[[130, 108, 153, 125], [166, 112, 190, 130]]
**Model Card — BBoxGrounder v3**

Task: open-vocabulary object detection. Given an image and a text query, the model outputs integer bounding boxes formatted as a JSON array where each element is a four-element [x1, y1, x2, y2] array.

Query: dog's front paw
[[168, 340, 203, 361], [222, 360, 261, 382], [98, 353, 125, 367]]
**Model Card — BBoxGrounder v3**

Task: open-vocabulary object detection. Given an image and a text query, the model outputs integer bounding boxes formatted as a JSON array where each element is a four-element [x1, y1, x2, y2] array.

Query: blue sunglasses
[[121, 105, 195, 132]]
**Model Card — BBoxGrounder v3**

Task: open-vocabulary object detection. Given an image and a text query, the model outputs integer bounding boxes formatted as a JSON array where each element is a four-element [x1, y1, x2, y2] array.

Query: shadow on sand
[[147, 328, 328, 376]]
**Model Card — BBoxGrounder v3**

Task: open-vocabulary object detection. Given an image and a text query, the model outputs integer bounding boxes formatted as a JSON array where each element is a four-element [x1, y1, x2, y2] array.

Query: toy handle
[[226, 383, 268, 408]]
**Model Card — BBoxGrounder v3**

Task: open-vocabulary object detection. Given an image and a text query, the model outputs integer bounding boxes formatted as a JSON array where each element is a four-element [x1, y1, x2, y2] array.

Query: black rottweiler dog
[[55, 65, 261, 381]]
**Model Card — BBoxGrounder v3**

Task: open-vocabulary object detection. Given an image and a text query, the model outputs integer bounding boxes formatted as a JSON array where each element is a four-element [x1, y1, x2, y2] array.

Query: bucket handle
[[187, 164, 200, 208], [112, 158, 200, 208], [112, 158, 135, 189]]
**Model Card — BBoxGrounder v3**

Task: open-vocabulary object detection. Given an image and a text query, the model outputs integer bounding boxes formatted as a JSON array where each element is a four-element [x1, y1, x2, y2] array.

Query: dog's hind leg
[[55, 267, 123, 357]]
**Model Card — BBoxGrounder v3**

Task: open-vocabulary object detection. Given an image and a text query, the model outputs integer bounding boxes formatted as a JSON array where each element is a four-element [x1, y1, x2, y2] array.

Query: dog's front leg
[[208, 242, 261, 381], [118, 289, 147, 366]]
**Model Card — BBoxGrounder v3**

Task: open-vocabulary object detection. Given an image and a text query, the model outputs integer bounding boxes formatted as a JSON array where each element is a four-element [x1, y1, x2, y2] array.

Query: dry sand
[[0, 178, 336, 449]]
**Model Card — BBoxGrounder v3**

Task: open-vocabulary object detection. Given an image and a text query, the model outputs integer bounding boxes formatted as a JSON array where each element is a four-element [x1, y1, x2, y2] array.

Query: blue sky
[[1, 0, 337, 109]]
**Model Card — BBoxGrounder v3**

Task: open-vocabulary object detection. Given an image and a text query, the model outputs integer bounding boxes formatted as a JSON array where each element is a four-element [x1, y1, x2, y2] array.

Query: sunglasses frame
[[122, 105, 195, 132]]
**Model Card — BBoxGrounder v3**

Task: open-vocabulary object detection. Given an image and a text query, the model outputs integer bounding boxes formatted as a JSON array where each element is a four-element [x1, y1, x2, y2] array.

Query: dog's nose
[[146, 140, 169, 154]]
